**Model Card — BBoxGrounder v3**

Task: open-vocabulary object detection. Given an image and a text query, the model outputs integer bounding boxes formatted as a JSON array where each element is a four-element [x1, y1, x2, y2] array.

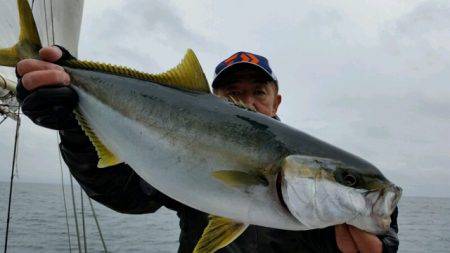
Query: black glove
[[16, 45, 79, 130], [16, 83, 79, 130]]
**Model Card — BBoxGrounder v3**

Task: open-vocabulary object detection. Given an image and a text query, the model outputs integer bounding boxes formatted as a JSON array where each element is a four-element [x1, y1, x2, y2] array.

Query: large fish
[[1, 1, 401, 252]]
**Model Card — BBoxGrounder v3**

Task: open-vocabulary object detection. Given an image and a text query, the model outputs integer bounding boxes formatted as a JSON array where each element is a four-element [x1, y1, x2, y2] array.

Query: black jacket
[[59, 126, 399, 253]]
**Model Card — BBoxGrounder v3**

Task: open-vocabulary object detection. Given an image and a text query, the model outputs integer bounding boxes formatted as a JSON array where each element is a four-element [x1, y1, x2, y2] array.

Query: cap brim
[[212, 62, 277, 88]]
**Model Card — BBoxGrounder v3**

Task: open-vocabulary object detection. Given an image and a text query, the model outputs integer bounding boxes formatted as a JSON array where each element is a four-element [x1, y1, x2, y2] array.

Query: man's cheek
[[254, 102, 273, 117]]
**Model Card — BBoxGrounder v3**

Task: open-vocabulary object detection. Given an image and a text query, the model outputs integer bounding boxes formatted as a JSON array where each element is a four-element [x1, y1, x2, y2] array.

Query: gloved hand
[[16, 46, 78, 130]]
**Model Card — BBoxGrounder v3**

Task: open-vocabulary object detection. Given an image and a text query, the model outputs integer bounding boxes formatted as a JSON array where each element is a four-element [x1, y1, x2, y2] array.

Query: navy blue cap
[[212, 51, 277, 88]]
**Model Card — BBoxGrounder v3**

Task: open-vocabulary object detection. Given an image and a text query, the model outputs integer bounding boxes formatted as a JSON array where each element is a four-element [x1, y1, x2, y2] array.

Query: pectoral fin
[[74, 110, 121, 168], [193, 216, 248, 253], [212, 170, 268, 188]]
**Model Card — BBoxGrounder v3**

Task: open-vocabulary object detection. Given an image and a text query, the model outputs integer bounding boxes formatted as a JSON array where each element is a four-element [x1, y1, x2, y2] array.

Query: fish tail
[[0, 0, 42, 67]]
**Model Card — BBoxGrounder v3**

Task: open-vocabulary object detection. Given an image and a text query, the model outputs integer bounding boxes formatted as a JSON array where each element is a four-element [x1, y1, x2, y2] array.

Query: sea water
[[0, 182, 449, 252]]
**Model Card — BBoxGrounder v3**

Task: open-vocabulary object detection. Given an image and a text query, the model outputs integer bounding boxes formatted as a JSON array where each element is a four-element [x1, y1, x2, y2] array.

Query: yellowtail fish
[[0, 1, 401, 252]]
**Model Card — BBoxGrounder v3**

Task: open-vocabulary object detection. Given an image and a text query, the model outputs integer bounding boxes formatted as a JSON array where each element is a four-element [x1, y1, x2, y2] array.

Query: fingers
[[16, 46, 64, 76], [335, 225, 358, 253], [16, 59, 65, 77], [347, 225, 382, 253], [22, 70, 70, 91], [16, 46, 69, 91], [39, 46, 63, 62]]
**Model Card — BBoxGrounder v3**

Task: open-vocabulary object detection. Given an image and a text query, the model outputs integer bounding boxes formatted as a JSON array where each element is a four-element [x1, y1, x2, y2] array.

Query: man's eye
[[254, 90, 266, 96], [228, 91, 241, 96]]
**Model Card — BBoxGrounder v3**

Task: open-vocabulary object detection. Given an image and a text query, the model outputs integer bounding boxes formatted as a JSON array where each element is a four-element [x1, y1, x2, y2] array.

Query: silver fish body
[[68, 67, 401, 234]]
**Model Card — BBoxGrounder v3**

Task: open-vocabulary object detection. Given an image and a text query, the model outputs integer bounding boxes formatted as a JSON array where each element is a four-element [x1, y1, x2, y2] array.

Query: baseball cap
[[212, 51, 278, 88]]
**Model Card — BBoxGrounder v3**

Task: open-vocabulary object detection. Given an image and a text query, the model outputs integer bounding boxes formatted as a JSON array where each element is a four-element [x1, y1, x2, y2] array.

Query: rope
[[88, 198, 108, 252], [43, 0, 50, 45], [70, 175, 82, 253], [50, 0, 56, 43], [48, 2, 78, 252], [50, 2, 107, 251], [13, 126, 20, 179], [0, 116, 7, 125], [3, 113, 20, 253], [80, 191, 87, 253], [56, 134, 72, 252]]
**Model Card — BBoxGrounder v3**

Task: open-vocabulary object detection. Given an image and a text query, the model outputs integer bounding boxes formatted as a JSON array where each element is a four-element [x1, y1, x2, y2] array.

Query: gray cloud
[[78, 0, 224, 73], [381, 0, 450, 74]]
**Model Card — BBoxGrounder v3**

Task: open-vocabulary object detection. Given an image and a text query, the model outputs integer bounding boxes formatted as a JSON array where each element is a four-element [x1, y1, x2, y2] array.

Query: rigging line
[[12, 115, 20, 178], [50, 2, 102, 252], [70, 175, 82, 253], [88, 198, 108, 252], [56, 134, 72, 253], [3, 113, 20, 253], [0, 116, 7, 125], [50, 0, 56, 44], [43, 0, 50, 45], [13, 126, 19, 178], [49, 3, 73, 251], [80, 190, 87, 253]]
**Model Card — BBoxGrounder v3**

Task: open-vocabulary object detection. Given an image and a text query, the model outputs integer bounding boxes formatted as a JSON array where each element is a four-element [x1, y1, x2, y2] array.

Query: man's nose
[[240, 94, 255, 106]]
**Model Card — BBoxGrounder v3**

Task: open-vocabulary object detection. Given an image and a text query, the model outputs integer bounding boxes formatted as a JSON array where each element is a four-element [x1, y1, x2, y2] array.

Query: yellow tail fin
[[0, 0, 42, 67]]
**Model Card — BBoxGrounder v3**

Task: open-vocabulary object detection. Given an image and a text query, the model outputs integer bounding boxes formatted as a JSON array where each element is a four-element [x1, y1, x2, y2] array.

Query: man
[[16, 46, 399, 252]]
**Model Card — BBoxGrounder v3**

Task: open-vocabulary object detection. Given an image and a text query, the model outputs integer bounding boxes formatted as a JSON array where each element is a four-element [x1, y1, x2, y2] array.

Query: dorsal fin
[[153, 49, 210, 92], [64, 49, 211, 93]]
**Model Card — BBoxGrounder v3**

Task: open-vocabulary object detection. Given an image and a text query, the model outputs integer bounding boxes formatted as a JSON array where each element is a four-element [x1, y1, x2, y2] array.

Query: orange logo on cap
[[224, 53, 239, 66], [240, 53, 249, 62], [246, 53, 260, 64], [223, 52, 260, 66]]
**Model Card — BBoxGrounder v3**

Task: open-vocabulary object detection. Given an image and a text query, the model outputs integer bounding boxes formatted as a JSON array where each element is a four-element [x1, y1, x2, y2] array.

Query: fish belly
[[74, 87, 304, 230]]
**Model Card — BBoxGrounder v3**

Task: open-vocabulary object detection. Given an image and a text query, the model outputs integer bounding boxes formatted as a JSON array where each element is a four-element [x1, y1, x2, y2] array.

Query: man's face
[[214, 68, 282, 117]]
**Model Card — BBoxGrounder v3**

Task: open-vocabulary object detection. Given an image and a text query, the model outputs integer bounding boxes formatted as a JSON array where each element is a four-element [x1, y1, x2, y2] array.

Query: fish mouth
[[372, 185, 402, 216], [363, 184, 402, 231]]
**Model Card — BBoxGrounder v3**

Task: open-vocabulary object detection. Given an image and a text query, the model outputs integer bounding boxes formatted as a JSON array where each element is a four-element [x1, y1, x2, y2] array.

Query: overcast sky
[[0, 0, 449, 198]]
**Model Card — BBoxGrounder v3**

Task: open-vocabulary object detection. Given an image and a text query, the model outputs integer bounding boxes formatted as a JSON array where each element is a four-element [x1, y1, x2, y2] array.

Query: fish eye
[[342, 172, 357, 187], [334, 168, 359, 187]]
